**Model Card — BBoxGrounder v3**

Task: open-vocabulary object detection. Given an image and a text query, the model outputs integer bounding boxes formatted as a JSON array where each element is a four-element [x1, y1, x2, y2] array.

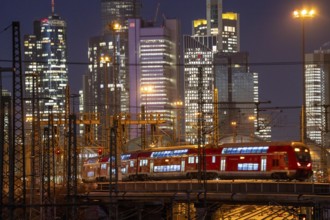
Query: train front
[[292, 144, 313, 180]]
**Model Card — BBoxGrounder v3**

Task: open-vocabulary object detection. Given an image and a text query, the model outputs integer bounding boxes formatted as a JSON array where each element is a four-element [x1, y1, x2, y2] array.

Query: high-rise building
[[184, 36, 215, 143], [101, 0, 140, 34], [214, 52, 260, 140], [192, 19, 207, 36], [305, 50, 330, 146], [128, 18, 182, 143], [184, 1, 263, 144], [24, 14, 68, 123], [83, 0, 141, 143], [222, 12, 240, 53]]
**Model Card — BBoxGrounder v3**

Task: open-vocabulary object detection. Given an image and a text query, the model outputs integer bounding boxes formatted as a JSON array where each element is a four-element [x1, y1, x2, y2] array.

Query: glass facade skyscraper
[[83, 0, 141, 142], [184, 0, 263, 144], [24, 14, 68, 121], [128, 18, 181, 142], [305, 50, 330, 146]]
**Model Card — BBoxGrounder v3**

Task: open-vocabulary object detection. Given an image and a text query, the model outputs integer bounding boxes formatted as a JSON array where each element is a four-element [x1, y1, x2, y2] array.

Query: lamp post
[[141, 86, 153, 115], [293, 8, 316, 143], [248, 116, 256, 142], [173, 101, 183, 145], [231, 121, 237, 143], [141, 86, 153, 148]]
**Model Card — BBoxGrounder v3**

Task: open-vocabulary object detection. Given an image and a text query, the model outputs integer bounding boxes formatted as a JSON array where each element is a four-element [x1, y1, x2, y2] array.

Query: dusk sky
[[1, 0, 330, 140]]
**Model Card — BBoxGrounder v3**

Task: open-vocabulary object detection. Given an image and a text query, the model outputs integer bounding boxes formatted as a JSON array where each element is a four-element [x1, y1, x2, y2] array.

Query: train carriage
[[82, 141, 313, 182], [81, 157, 100, 182], [217, 142, 312, 180]]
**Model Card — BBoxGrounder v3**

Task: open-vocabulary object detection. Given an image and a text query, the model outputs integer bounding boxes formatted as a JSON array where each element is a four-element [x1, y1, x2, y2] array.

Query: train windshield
[[294, 147, 311, 162]]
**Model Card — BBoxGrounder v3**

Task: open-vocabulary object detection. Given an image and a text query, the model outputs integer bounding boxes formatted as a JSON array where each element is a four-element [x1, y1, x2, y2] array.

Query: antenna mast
[[51, 0, 55, 15]]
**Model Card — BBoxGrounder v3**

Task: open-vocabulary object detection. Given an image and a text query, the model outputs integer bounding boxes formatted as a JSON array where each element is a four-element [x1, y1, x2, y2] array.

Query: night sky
[[1, 0, 330, 140]]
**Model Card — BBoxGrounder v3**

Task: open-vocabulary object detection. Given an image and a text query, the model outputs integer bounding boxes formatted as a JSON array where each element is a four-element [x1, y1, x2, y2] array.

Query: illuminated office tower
[[184, 35, 215, 143], [128, 18, 182, 141], [83, 35, 122, 142], [206, 0, 223, 51], [305, 50, 330, 147], [222, 12, 240, 53], [101, 0, 140, 33], [192, 19, 207, 36], [24, 14, 68, 122], [83, 0, 140, 142]]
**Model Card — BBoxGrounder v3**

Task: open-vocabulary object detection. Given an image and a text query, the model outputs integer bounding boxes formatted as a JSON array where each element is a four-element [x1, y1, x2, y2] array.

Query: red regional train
[[81, 141, 313, 182]]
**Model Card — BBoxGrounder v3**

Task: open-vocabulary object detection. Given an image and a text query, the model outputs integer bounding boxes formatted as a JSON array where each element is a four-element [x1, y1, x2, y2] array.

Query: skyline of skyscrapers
[[21, 0, 324, 147]]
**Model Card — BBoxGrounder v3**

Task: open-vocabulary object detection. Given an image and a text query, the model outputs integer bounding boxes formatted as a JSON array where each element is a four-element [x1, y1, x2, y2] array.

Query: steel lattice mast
[[9, 21, 26, 219]]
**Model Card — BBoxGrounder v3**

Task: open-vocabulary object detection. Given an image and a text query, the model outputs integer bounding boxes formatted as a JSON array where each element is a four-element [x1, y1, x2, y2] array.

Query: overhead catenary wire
[[1, 58, 330, 67]]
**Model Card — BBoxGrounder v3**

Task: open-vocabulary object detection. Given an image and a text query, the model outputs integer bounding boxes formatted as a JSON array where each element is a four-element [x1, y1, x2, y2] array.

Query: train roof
[[214, 141, 306, 148], [120, 141, 307, 155]]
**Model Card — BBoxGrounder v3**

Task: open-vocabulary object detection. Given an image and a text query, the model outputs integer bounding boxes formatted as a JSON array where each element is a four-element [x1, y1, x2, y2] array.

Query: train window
[[188, 156, 194, 164], [222, 146, 269, 154], [196, 156, 199, 163], [238, 163, 258, 171], [154, 165, 181, 172], [139, 159, 148, 166], [130, 161, 134, 167], [151, 149, 188, 158], [121, 167, 127, 174], [101, 164, 107, 170], [121, 154, 131, 160], [212, 156, 216, 163], [87, 171, 94, 177]]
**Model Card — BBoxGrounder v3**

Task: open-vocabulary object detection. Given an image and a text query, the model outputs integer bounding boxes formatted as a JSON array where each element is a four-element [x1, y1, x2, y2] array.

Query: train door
[[150, 159, 154, 173], [261, 156, 267, 171], [220, 157, 226, 171], [181, 158, 185, 172]]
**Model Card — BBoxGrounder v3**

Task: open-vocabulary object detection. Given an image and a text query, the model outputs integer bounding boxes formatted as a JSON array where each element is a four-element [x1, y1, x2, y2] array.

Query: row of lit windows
[[237, 163, 259, 171], [151, 149, 188, 158], [222, 146, 269, 154], [154, 165, 180, 172]]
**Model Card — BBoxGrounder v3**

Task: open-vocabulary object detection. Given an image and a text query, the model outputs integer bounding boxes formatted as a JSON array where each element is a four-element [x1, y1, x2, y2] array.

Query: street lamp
[[248, 116, 256, 142], [293, 7, 316, 143], [231, 121, 237, 143], [141, 86, 153, 114], [173, 101, 183, 145]]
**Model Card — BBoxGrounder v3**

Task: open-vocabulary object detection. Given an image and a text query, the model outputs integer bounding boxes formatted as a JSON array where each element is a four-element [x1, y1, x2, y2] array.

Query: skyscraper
[[305, 50, 330, 146], [214, 52, 259, 140], [128, 18, 182, 143], [101, 0, 140, 34], [222, 12, 240, 53], [24, 13, 68, 122], [83, 0, 140, 142], [184, 36, 215, 143], [184, 1, 262, 144]]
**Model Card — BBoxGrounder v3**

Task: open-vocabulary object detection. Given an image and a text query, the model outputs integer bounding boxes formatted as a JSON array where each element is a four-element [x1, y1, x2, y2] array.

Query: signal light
[[98, 148, 103, 155], [55, 148, 61, 155]]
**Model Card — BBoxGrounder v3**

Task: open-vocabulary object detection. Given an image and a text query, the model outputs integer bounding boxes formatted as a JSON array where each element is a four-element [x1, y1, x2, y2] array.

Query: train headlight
[[297, 162, 301, 167], [307, 163, 311, 167]]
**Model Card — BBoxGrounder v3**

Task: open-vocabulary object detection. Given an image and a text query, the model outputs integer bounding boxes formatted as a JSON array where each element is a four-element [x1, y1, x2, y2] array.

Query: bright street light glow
[[293, 8, 316, 18]]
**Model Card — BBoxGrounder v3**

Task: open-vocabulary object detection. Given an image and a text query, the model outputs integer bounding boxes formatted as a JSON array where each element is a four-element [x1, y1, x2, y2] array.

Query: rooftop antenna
[[51, 0, 55, 15]]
